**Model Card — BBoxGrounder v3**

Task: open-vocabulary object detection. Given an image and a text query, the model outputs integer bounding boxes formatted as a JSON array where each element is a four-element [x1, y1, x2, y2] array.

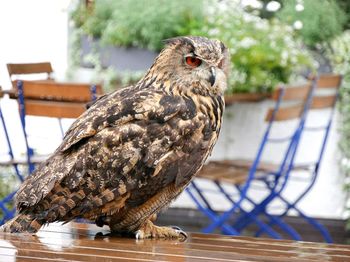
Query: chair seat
[[197, 162, 249, 185], [196, 159, 272, 185], [197, 159, 313, 186], [211, 159, 279, 173]]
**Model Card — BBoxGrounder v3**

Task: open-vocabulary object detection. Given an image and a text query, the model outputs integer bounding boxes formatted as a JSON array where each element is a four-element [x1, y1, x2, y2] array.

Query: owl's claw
[[171, 226, 188, 239], [134, 220, 187, 240], [135, 231, 143, 240]]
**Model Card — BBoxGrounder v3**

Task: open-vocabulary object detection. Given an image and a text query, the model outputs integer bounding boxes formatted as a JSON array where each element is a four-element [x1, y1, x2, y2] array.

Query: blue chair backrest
[[299, 74, 342, 173], [17, 80, 103, 174]]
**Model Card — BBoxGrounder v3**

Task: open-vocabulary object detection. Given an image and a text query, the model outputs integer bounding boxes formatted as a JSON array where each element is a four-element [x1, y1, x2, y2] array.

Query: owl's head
[[144, 36, 229, 96]]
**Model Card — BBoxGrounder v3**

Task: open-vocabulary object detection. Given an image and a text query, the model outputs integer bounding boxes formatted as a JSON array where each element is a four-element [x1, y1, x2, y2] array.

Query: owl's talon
[[134, 220, 187, 240], [135, 231, 143, 240], [170, 225, 181, 230], [172, 227, 188, 239]]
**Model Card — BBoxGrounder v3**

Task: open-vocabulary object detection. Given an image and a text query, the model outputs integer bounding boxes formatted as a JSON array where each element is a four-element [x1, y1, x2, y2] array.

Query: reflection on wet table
[[0, 222, 349, 261]]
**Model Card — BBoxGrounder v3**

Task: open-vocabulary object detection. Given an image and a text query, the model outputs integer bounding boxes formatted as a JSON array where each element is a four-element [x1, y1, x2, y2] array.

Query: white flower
[[239, 37, 257, 49], [295, 3, 304, 12], [266, 1, 281, 12], [293, 20, 303, 30], [281, 50, 289, 61], [208, 28, 220, 36]]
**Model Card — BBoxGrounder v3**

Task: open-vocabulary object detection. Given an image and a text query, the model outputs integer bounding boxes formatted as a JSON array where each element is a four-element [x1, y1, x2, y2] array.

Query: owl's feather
[[1, 36, 228, 235]]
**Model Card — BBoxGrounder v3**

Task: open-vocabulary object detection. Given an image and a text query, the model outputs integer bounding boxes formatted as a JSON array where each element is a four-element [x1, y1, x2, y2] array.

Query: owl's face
[[151, 36, 230, 96]]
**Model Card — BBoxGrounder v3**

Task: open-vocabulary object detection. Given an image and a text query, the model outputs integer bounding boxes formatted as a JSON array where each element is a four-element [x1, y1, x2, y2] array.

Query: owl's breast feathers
[[15, 84, 224, 221]]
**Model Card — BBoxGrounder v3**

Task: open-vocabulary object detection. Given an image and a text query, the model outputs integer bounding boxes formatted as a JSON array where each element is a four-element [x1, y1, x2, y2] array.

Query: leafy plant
[[71, 0, 115, 39], [202, 0, 314, 93], [71, 0, 206, 51], [0, 167, 23, 221], [326, 30, 350, 227], [277, 0, 346, 47], [337, 0, 350, 30], [70, 0, 315, 94]]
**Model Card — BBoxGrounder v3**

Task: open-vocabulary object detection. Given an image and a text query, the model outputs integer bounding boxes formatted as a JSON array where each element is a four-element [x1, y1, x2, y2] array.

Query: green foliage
[[71, 0, 206, 51], [337, 0, 350, 30], [0, 167, 23, 220], [326, 30, 350, 226], [70, 0, 315, 94], [277, 0, 346, 47], [71, 0, 115, 39], [202, 1, 314, 93]]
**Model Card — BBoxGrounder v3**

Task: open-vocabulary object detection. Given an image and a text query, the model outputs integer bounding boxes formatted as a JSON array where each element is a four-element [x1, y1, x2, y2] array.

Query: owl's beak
[[209, 67, 216, 86]]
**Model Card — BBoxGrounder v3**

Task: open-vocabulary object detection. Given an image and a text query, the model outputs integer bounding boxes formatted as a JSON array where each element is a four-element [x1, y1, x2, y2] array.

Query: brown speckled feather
[[1, 36, 229, 234]]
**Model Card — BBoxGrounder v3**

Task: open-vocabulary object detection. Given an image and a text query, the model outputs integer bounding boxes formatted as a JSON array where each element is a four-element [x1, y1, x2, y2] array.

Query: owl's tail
[[0, 214, 44, 233]]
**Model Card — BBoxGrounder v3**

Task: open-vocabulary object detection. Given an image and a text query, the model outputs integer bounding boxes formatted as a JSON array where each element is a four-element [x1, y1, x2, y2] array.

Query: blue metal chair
[[247, 74, 342, 242], [17, 80, 101, 174], [187, 79, 317, 238]]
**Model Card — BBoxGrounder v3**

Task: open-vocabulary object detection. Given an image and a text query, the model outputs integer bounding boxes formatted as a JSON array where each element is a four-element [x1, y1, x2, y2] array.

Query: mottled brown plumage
[[1, 36, 229, 238]]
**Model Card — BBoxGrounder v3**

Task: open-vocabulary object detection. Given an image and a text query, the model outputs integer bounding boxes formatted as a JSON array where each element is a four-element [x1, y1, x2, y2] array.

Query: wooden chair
[[254, 74, 342, 242], [188, 74, 341, 243], [6, 62, 54, 98], [196, 82, 314, 185], [187, 79, 316, 238], [16, 80, 103, 174]]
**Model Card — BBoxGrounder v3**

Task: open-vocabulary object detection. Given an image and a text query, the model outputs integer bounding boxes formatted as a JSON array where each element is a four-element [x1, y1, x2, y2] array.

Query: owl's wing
[[59, 87, 184, 153], [15, 86, 186, 209]]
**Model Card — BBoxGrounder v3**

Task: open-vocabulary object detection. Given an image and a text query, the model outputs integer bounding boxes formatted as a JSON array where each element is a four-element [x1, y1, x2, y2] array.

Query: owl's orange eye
[[185, 56, 202, 68]]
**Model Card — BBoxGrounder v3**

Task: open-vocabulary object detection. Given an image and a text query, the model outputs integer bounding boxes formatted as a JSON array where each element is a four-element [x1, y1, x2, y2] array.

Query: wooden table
[[0, 222, 349, 261]]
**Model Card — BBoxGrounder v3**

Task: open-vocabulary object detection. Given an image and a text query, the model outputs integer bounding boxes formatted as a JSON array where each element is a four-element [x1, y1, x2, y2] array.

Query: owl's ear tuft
[[163, 37, 195, 50]]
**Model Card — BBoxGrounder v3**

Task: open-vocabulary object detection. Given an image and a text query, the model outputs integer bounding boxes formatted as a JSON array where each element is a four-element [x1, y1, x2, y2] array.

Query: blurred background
[[0, 0, 349, 243]]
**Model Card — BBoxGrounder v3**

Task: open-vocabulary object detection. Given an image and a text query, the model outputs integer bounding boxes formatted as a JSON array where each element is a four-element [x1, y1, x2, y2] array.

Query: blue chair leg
[[186, 185, 239, 235], [214, 182, 284, 239], [0, 105, 24, 182], [273, 193, 333, 243]]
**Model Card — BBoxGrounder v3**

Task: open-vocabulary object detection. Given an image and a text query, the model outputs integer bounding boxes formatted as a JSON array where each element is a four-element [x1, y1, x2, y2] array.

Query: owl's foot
[[135, 220, 187, 240]]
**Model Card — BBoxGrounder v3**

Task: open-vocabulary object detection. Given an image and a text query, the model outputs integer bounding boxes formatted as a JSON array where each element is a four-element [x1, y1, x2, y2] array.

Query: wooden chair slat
[[316, 74, 342, 88], [265, 104, 303, 122], [0, 155, 48, 165], [24, 100, 87, 118], [198, 163, 248, 185], [311, 95, 337, 109], [7, 62, 53, 76], [21, 80, 103, 102], [272, 83, 311, 101], [211, 159, 279, 173], [7, 62, 55, 90]]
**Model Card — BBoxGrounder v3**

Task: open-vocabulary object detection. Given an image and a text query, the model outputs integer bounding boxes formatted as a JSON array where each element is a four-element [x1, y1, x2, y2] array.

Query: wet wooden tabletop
[[0, 222, 349, 262]]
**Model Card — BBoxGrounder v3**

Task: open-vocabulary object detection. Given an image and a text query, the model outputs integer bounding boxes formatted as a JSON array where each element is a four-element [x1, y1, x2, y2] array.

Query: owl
[[1, 36, 229, 239]]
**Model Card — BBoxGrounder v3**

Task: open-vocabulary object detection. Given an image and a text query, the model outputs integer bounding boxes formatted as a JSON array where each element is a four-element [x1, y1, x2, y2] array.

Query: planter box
[[81, 36, 158, 72], [224, 93, 270, 106]]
